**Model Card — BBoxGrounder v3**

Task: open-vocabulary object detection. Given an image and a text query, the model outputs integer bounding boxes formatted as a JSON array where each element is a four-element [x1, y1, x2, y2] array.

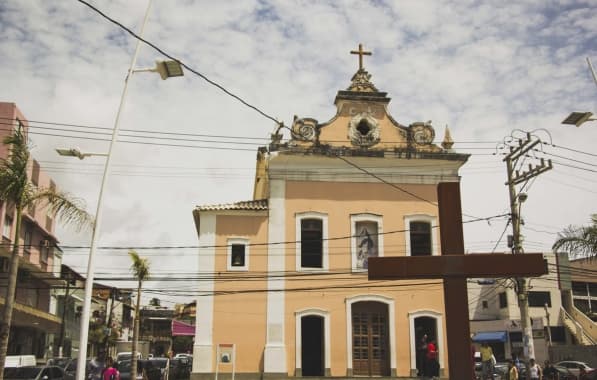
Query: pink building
[[0, 102, 63, 358]]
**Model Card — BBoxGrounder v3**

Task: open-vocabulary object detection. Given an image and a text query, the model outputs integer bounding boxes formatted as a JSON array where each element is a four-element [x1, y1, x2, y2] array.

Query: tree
[[552, 214, 597, 259], [149, 297, 160, 307], [0, 129, 92, 376], [129, 250, 150, 380]]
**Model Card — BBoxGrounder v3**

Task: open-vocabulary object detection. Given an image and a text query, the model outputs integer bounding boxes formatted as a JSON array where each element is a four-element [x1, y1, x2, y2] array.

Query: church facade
[[191, 46, 469, 379]]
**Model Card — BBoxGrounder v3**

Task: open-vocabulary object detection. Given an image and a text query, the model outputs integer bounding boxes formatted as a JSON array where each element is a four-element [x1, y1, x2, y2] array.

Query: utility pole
[[503, 132, 552, 360], [544, 303, 552, 347]]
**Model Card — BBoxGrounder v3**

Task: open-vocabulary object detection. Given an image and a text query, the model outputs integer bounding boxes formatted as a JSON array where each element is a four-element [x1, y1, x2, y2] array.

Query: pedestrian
[[102, 357, 120, 380], [528, 358, 542, 380], [425, 339, 439, 380], [543, 360, 559, 380], [508, 359, 519, 380], [87, 351, 106, 380], [479, 342, 494, 380], [417, 334, 428, 377]]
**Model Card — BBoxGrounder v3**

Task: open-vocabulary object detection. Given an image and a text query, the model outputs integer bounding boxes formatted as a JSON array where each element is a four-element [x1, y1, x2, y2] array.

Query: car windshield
[[3, 367, 42, 379]]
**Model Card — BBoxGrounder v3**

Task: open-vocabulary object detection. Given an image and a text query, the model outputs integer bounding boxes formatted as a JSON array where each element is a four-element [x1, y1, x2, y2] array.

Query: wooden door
[[352, 302, 390, 376]]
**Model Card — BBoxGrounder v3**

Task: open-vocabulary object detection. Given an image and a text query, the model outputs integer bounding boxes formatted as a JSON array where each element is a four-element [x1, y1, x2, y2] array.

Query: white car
[[555, 361, 594, 377]]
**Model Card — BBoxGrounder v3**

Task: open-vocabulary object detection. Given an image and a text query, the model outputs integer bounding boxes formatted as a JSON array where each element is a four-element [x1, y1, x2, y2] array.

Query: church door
[[352, 301, 390, 376], [301, 315, 324, 376]]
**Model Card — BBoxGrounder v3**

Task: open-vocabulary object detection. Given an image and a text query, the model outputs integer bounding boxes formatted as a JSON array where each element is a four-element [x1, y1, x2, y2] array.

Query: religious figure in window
[[356, 222, 378, 269]]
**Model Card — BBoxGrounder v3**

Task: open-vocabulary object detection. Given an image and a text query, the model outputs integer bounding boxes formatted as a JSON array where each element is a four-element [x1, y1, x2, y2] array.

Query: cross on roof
[[350, 43, 372, 70]]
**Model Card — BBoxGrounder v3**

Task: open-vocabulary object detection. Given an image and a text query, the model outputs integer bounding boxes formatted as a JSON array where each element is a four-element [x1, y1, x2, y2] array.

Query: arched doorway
[[414, 316, 439, 376], [301, 315, 324, 376], [352, 301, 390, 376]]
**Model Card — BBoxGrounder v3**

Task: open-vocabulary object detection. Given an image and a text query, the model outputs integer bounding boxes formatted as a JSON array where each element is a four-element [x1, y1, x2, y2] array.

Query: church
[[191, 45, 469, 379]]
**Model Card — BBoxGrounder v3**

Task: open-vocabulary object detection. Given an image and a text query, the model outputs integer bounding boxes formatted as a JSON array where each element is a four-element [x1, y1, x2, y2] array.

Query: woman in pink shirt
[[102, 357, 120, 380]]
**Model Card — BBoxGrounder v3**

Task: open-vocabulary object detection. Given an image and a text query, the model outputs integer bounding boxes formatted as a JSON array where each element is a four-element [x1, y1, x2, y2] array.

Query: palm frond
[[32, 188, 94, 231], [129, 250, 150, 281], [0, 130, 31, 206], [553, 218, 597, 259]]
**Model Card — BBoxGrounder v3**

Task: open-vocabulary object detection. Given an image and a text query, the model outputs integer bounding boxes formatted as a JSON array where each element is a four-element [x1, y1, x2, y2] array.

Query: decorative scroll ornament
[[291, 117, 318, 142], [347, 69, 379, 92], [349, 113, 380, 147], [410, 121, 435, 146]]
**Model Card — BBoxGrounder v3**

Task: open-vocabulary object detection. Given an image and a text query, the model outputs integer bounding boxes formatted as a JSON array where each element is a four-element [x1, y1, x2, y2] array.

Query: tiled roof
[[194, 199, 268, 211]]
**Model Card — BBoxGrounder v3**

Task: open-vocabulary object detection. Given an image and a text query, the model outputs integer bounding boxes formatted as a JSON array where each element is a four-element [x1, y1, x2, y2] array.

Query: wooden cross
[[369, 182, 547, 380], [350, 43, 372, 70]]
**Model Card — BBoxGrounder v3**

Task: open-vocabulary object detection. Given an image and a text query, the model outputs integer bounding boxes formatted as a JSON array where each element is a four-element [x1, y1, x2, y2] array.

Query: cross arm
[[368, 253, 547, 280]]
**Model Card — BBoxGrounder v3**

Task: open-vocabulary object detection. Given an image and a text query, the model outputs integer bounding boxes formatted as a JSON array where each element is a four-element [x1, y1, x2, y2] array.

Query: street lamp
[[55, 2, 184, 380], [55, 148, 108, 160], [561, 111, 595, 127]]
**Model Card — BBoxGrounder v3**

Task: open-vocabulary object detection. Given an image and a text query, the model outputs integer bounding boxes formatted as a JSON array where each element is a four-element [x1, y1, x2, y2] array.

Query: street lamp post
[[55, 2, 183, 379]]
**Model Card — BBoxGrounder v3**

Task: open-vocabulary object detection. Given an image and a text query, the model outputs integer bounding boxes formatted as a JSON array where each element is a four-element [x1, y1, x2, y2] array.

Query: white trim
[[295, 211, 329, 272], [295, 308, 331, 373], [345, 294, 396, 373], [404, 214, 438, 256], [226, 237, 249, 271], [350, 213, 384, 272], [194, 213, 216, 372], [408, 309, 445, 372]]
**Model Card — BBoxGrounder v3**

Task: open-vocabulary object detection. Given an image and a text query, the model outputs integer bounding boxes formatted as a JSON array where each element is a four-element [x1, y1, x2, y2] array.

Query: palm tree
[[552, 214, 597, 259], [0, 129, 92, 375], [129, 250, 150, 380]]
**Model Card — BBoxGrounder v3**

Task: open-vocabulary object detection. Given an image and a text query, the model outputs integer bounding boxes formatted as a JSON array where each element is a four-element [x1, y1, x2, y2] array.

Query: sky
[[1, 0, 596, 307]]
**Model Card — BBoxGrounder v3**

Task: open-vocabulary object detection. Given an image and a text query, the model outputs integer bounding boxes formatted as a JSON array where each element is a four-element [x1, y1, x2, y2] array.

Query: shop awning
[[472, 331, 508, 343], [172, 319, 195, 336]]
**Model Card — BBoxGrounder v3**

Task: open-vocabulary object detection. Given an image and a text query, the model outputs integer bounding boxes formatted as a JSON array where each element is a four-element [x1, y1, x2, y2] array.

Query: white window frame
[[408, 310, 445, 372], [295, 308, 330, 375], [227, 237, 249, 271], [350, 213, 384, 272], [295, 211, 328, 272], [404, 214, 438, 256]]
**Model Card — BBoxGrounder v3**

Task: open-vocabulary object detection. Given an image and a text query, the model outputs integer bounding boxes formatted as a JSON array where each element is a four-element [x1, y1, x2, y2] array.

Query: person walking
[[417, 334, 428, 377], [543, 360, 559, 380], [508, 359, 519, 380], [425, 339, 439, 380], [528, 358, 542, 380], [479, 342, 494, 380], [102, 357, 120, 380]]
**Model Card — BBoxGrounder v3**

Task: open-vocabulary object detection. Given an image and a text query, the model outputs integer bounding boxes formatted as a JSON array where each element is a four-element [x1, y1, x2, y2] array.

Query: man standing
[[543, 360, 559, 380], [479, 342, 494, 380], [528, 358, 542, 380]]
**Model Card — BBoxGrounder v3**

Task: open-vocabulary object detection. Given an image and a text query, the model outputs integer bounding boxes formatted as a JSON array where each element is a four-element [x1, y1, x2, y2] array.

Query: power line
[[76, 0, 281, 125]]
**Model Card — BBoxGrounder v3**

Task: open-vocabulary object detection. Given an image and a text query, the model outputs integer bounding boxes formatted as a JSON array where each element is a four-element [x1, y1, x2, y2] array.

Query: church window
[[357, 120, 370, 136], [410, 221, 432, 256], [301, 219, 322, 268], [404, 215, 437, 256], [296, 212, 328, 271], [227, 238, 249, 271]]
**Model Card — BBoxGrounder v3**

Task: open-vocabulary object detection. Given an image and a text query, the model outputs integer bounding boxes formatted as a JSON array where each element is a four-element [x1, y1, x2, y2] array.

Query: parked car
[[556, 361, 594, 377], [553, 365, 579, 380], [145, 358, 169, 380], [3, 366, 65, 380], [168, 358, 191, 380]]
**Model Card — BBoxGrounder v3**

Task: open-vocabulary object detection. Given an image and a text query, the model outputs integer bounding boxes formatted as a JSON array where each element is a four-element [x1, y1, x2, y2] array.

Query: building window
[[404, 215, 437, 256], [227, 238, 249, 271], [528, 291, 551, 307], [351, 214, 383, 271], [23, 223, 33, 252], [40, 240, 50, 263], [31, 159, 40, 186], [296, 212, 328, 271], [3, 215, 12, 239], [302, 219, 322, 268], [499, 292, 508, 308], [482, 300, 488, 309]]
